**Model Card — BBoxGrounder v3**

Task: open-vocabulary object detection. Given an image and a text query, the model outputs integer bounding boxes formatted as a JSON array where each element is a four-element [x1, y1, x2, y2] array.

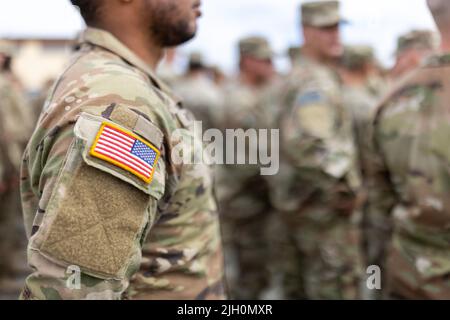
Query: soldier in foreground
[[390, 30, 437, 80], [217, 36, 276, 300], [275, 1, 363, 299], [366, 0, 450, 299], [20, 0, 225, 300]]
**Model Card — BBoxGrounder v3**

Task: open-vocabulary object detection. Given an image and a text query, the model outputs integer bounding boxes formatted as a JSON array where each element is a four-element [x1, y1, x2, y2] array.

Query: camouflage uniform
[[367, 53, 450, 299], [274, 1, 364, 300], [0, 73, 23, 278], [217, 37, 276, 300], [396, 30, 438, 58], [341, 46, 385, 178], [288, 46, 302, 68], [19, 27, 225, 300], [340, 46, 389, 299], [31, 79, 55, 126], [391, 30, 438, 81], [172, 53, 225, 131], [0, 45, 34, 297]]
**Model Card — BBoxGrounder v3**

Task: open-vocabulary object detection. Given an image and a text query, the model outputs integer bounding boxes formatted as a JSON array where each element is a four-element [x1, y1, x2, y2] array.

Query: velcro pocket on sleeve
[[30, 113, 164, 280]]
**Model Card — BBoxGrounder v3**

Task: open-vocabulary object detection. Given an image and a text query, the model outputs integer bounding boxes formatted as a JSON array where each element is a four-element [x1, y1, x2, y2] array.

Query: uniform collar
[[77, 27, 180, 104], [296, 54, 343, 84]]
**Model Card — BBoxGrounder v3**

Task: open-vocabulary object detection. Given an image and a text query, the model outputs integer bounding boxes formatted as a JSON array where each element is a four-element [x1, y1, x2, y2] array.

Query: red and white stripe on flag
[[90, 122, 161, 184]]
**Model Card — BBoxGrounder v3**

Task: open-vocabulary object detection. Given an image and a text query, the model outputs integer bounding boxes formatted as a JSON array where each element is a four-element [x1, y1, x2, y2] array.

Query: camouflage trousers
[[0, 182, 29, 299], [221, 209, 273, 300], [281, 208, 364, 300]]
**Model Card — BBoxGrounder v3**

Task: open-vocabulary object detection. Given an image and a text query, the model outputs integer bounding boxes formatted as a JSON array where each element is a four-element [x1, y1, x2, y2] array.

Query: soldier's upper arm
[[291, 90, 335, 140], [281, 88, 336, 166], [26, 106, 166, 298]]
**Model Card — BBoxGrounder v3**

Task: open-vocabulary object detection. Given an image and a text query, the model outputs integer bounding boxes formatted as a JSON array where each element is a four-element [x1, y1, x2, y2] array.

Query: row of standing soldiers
[[0, 0, 447, 300], [163, 0, 446, 300]]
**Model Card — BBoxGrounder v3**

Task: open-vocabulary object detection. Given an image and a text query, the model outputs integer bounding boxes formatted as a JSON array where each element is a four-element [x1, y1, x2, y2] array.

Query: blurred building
[[6, 38, 74, 93]]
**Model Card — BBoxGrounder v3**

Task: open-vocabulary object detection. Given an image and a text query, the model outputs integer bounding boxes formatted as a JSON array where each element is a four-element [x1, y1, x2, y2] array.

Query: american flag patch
[[90, 123, 160, 184]]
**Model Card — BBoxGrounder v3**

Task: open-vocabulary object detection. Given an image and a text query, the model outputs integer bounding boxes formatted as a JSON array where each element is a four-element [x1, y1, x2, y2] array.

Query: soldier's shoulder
[[46, 50, 173, 123], [375, 60, 450, 124], [66, 50, 159, 97]]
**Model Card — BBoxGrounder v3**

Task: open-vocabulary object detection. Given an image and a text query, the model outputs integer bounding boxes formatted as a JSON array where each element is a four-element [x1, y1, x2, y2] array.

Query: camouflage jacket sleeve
[[20, 79, 167, 300]]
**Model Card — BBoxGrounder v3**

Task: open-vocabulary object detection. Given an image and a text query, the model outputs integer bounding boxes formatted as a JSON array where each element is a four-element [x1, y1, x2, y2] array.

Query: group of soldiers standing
[[163, 0, 449, 300], [0, 0, 449, 300]]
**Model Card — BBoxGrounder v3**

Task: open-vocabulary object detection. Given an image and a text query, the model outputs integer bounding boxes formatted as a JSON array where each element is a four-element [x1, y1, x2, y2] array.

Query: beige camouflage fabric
[[342, 79, 384, 178], [396, 30, 437, 56], [19, 27, 225, 300], [366, 53, 450, 300], [172, 74, 225, 131], [216, 79, 275, 300], [0, 72, 33, 298], [0, 74, 33, 171], [275, 55, 364, 299]]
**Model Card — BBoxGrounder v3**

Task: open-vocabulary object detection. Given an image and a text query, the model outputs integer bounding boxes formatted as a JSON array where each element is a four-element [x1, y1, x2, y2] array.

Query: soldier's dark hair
[[70, 0, 103, 25]]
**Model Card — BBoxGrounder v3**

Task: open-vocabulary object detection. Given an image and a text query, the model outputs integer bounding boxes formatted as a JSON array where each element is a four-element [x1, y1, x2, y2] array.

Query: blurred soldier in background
[[390, 29, 437, 80], [209, 65, 227, 87], [366, 0, 450, 299], [0, 40, 33, 299], [340, 45, 386, 179], [217, 36, 277, 300], [288, 46, 302, 68], [339, 46, 387, 299], [223, 37, 276, 129], [172, 52, 225, 130], [275, 0, 363, 299]]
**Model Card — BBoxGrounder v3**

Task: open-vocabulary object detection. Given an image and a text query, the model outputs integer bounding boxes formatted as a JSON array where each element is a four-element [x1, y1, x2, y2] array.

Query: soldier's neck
[[302, 46, 336, 67]]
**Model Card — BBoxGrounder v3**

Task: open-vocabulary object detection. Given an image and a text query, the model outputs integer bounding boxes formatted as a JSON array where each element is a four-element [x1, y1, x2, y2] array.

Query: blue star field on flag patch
[[131, 140, 158, 166]]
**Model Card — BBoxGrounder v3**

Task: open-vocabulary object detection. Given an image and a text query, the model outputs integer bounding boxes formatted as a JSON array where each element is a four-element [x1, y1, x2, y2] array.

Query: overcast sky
[[0, 0, 437, 72]]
